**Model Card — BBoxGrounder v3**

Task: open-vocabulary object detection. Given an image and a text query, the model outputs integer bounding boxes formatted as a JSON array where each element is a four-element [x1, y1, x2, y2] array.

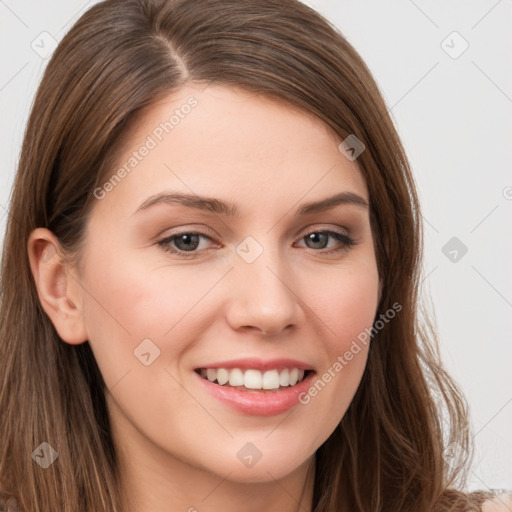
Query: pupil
[[177, 234, 199, 251], [307, 233, 326, 249]]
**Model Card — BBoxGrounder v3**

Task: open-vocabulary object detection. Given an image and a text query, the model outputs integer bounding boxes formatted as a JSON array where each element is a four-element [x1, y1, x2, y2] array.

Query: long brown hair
[[0, 0, 492, 510]]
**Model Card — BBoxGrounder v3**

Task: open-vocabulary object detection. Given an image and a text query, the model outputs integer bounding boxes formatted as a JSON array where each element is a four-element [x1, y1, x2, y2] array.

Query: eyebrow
[[133, 191, 369, 217]]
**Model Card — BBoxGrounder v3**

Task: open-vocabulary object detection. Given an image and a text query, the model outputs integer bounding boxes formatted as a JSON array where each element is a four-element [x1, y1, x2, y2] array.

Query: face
[[64, 84, 380, 483]]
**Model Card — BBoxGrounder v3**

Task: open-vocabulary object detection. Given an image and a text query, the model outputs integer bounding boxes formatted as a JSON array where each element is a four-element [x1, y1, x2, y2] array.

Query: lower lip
[[194, 371, 315, 416]]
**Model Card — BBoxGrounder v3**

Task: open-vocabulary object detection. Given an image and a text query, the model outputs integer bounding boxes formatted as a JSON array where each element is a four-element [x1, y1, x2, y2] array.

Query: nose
[[225, 245, 305, 336]]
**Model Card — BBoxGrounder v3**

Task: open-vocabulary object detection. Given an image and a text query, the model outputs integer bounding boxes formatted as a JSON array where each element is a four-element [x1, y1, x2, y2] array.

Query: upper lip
[[195, 357, 314, 372]]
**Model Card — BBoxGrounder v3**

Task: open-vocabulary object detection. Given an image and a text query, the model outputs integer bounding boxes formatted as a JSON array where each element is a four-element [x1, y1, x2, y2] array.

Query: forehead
[[94, 83, 369, 217]]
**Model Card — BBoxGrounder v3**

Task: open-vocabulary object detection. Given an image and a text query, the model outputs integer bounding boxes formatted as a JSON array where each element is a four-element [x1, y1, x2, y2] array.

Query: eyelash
[[157, 229, 357, 258]]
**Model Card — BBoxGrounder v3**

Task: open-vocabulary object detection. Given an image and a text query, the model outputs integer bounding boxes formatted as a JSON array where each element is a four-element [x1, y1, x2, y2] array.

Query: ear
[[27, 228, 88, 345]]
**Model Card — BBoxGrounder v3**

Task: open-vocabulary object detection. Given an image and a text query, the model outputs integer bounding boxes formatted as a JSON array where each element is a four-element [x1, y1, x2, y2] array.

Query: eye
[[158, 232, 214, 257], [296, 230, 356, 254]]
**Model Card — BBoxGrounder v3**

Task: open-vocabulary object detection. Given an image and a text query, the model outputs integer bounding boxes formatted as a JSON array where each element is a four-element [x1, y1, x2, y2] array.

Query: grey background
[[1, 0, 511, 492]]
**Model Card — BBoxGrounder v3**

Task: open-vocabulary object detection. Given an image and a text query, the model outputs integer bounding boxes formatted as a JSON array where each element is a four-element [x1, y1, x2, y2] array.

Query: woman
[[0, 0, 509, 510]]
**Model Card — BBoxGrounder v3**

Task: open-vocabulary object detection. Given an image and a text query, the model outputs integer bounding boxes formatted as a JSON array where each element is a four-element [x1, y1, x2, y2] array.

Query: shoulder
[[481, 490, 512, 511]]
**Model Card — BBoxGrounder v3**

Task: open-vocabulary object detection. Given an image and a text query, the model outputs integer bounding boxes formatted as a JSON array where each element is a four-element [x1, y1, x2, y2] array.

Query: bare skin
[[482, 493, 512, 511], [28, 84, 381, 512]]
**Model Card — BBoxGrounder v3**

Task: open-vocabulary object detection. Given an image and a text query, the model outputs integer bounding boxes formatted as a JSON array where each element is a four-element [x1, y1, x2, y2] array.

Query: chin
[[207, 441, 313, 483]]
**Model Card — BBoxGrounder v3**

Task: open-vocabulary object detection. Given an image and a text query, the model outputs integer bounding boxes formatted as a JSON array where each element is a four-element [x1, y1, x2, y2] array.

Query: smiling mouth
[[194, 367, 313, 393]]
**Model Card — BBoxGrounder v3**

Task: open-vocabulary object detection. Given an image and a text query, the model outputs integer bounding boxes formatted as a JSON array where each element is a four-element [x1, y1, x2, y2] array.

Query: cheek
[[333, 273, 378, 343], [80, 248, 223, 384], [296, 258, 379, 435], [310, 256, 380, 350]]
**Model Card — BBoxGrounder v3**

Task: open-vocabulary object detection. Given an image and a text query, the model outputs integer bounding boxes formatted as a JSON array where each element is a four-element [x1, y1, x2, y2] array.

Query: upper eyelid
[[162, 224, 351, 241]]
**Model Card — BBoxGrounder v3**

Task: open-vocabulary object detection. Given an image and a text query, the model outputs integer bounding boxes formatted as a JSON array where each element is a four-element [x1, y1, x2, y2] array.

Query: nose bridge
[[226, 235, 302, 334]]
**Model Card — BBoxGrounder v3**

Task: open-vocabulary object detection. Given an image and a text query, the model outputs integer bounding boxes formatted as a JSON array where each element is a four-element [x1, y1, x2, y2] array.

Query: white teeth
[[262, 370, 280, 390], [228, 368, 244, 387], [216, 368, 229, 385], [199, 367, 308, 390], [244, 369, 262, 389]]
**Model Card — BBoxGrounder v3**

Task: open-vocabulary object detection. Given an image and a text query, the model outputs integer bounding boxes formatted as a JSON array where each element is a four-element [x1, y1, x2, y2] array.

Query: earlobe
[[27, 228, 88, 345]]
